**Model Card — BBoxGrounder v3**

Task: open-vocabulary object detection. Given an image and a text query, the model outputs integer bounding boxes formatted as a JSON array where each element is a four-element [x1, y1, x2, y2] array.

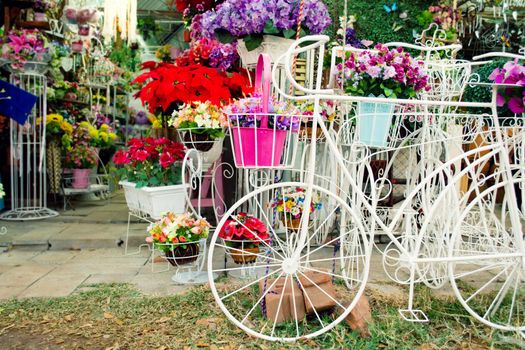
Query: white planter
[[237, 35, 295, 67], [119, 181, 189, 219]]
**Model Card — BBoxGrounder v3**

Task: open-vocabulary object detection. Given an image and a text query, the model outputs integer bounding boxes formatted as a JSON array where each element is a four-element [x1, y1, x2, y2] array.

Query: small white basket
[[237, 35, 295, 67]]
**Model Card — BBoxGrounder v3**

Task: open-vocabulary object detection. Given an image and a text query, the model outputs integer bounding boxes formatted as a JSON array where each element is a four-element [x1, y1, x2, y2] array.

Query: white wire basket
[[227, 112, 306, 169]]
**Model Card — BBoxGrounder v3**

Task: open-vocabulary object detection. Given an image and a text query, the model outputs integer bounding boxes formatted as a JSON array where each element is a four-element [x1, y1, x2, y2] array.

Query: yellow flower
[[60, 121, 73, 134], [286, 201, 294, 209], [88, 127, 98, 139], [108, 132, 117, 140], [47, 114, 63, 123], [99, 124, 109, 132], [99, 131, 109, 142]]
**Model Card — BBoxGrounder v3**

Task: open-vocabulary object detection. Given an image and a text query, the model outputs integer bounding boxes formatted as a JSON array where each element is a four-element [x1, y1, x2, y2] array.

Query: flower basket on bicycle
[[225, 54, 302, 168]]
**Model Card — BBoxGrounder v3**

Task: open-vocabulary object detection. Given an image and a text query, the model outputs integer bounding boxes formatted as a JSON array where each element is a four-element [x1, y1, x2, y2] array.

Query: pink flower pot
[[34, 12, 47, 22], [78, 24, 90, 36], [231, 127, 287, 167], [72, 169, 91, 189]]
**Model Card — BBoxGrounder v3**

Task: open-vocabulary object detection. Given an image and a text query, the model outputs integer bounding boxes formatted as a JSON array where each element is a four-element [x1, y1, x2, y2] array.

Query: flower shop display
[[417, 5, 461, 43], [64, 144, 98, 189], [489, 60, 525, 115], [197, 0, 331, 65], [335, 44, 430, 148], [218, 212, 269, 264], [170, 101, 228, 152], [146, 212, 210, 266], [0, 29, 50, 72], [174, 0, 218, 22], [271, 187, 322, 230], [113, 137, 189, 219]]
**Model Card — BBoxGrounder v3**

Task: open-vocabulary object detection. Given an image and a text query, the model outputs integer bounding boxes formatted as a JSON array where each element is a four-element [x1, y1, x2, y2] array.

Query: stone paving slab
[[18, 272, 89, 298], [0, 265, 55, 288], [0, 286, 27, 299]]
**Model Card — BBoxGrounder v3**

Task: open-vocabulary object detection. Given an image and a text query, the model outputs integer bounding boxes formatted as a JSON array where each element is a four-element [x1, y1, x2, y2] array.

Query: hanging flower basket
[[227, 244, 259, 264], [71, 169, 91, 189]]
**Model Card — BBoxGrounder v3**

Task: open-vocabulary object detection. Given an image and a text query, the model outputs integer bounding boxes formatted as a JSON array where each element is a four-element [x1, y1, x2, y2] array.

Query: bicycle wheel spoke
[[270, 274, 289, 338], [483, 265, 518, 320], [306, 205, 340, 247], [297, 270, 346, 310], [216, 243, 282, 264], [301, 264, 363, 285], [302, 228, 358, 260], [290, 275, 300, 338], [231, 215, 286, 260], [253, 194, 288, 256], [220, 268, 283, 301], [453, 262, 509, 279], [507, 272, 520, 325], [294, 272, 325, 329], [212, 263, 282, 273], [241, 270, 285, 325], [465, 265, 511, 304]]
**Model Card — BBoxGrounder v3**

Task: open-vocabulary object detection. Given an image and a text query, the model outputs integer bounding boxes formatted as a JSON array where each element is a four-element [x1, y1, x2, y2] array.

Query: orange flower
[[172, 237, 179, 244], [179, 236, 187, 243]]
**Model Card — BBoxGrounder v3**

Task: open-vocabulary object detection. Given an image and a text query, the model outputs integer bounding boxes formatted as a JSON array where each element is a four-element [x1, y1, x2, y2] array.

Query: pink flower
[[145, 236, 153, 243], [508, 97, 524, 114], [133, 150, 149, 162], [112, 150, 130, 165], [191, 226, 202, 234], [159, 152, 175, 168]]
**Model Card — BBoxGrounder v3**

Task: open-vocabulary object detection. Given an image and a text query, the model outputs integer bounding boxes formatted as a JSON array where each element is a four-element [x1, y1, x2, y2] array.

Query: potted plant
[[170, 100, 228, 152], [271, 187, 322, 231], [197, 0, 331, 66], [488, 60, 525, 115], [218, 213, 269, 264], [296, 100, 337, 141], [64, 144, 98, 189], [132, 61, 250, 138], [0, 29, 51, 73], [112, 137, 189, 219], [146, 212, 211, 266], [335, 44, 430, 148]]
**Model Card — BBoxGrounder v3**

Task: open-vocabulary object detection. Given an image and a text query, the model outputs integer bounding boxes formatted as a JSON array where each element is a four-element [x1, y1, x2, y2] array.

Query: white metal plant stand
[[207, 35, 525, 342], [0, 72, 58, 221]]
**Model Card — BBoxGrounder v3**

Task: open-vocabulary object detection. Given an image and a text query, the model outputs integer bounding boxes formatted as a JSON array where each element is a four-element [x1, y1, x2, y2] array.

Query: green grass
[[0, 283, 521, 349]]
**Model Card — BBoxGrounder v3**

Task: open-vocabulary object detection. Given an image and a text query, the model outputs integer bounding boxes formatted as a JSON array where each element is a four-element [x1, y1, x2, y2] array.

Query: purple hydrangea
[[200, 0, 331, 38]]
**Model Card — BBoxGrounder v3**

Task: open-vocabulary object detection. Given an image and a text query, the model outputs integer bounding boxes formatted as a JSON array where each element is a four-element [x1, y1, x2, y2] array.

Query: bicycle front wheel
[[207, 182, 371, 341]]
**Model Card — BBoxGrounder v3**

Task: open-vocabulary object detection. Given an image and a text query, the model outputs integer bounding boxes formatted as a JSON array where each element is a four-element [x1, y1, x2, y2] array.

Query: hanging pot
[[78, 24, 90, 36], [356, 96, 396, 148], [228, 244, 259, 264], [284, 216, 302, 231], [164, 242, 199, 266], [183, 131, 215, 152], [34, 12, 47, 22]]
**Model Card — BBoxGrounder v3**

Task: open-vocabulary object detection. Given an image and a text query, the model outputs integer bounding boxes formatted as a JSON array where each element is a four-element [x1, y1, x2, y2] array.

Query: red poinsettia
[[132, 62, 251, 114]]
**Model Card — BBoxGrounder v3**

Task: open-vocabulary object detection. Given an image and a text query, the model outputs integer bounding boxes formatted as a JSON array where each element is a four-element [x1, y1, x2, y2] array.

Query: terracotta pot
[[229, 245, 259, 264], [165, 243, 199, 266], [183, 132, 214, 152]]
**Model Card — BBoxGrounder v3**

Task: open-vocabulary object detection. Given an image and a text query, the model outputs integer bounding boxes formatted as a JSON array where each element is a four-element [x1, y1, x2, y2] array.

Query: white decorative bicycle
[[207, 35, 525, 342]]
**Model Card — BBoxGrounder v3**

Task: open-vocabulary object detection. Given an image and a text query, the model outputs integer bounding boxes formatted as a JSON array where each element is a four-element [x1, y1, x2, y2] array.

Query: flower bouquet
[[197, 0, 331, 65], [271, 187, 322, 231], [175, 38, 239, 72], [147, 212, 210, 266], [64, 144, 98, 189], [0, 29, 50, 72], [335, 44, 430, 148], [170, 100, 228, 152], [113, 137, 188, 218], [489, 60, 525, 115], [218, 213, 269, 264]]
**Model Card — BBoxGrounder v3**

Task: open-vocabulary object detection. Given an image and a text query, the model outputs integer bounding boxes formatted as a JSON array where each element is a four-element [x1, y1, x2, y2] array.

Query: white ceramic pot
[[237, 35, 295, 67], [119, 181, 189, 219]]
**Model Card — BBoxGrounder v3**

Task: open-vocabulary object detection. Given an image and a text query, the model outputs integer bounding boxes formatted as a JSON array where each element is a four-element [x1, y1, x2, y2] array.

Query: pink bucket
[[232, 127, 287, 167], [72, 169, 91, 189]]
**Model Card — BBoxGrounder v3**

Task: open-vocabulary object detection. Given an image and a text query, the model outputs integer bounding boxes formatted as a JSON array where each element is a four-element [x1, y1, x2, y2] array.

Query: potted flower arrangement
[[218, 212, 269, 264], [132, 61, 250, 138], [271, 187, 322, 231], [417, 5, 461, 43], [296, 100, 337, 141], [170, 100, 228, 152], [335, 44, 430, 148], [147, 212, 211, 266], [0, 29, 50, 73], [489, 60, 525, 115], [64, 144, 98, 189], [175, 37, 239, 72], [197, 0, 331, 66], [112, 137, 189, 219]]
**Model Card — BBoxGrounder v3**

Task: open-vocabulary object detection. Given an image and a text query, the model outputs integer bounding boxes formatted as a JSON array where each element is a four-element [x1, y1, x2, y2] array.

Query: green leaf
[[149, 177, 160, 186], [244, 34, 264, 51], [215, 29, 235, 44], [263, 20, 280, 34], [383, 87, 393, 97], [283, 29, 296, 39]]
